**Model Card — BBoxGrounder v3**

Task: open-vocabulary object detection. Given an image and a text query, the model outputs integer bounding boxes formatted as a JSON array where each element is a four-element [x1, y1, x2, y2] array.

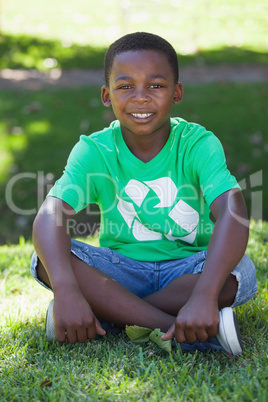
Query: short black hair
[[104, 32, 179, 85]]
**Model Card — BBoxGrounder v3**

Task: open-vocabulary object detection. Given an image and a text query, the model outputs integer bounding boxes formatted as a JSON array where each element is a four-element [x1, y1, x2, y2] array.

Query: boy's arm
[[162, 188, 249, 344], [33, 197, 105, 343]]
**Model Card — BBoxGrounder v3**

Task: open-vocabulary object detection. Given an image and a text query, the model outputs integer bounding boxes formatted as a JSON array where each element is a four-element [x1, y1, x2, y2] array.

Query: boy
[[31, 32, 257, 355]]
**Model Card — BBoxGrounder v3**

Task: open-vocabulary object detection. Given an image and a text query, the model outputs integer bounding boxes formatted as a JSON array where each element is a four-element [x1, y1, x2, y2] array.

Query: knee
[[36, 259, 52, 289], [230, 254, 258, 308], [219, 274, 238, 309]]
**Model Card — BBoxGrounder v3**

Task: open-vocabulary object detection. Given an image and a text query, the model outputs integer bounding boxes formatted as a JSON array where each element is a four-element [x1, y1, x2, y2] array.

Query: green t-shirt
[[48, 117, 240, 261]]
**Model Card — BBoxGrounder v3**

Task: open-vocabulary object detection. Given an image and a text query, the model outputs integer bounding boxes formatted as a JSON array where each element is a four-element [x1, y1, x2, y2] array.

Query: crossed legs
[[36, 253, 238, 333]]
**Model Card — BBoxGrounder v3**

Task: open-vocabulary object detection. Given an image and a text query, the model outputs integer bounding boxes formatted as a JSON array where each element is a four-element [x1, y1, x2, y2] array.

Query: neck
[[121, 123, 171, 163], [126, 133, 170, 162]]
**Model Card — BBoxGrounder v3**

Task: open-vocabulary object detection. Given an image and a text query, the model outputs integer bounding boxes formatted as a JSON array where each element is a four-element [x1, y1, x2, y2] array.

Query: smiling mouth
[[130, 113, 153, 119]]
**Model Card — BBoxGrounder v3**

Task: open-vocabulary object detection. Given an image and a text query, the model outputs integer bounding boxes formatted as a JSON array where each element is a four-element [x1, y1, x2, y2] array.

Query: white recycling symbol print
[[117, 177, 199, 244]]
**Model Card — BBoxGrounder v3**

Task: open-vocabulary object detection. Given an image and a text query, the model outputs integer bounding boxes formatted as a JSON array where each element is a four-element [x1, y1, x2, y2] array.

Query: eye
[[149, 84, 163, 89], [118, 85, 132, 90]]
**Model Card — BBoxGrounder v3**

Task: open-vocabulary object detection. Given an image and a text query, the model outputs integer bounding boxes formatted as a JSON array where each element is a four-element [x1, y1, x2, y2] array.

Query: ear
[[173, 82, 183, 105], [101, 85, 112, 107]]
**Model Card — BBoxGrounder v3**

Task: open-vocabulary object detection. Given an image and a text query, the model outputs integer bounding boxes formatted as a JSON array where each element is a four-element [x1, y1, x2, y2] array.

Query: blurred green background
[[0, 0, 267, 244], [2, 0, 268, 54]]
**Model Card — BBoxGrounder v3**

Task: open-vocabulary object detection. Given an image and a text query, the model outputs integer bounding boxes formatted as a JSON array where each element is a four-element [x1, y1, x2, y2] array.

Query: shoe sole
[[216, 307, 243, 355], [46, 299, 56, 341]]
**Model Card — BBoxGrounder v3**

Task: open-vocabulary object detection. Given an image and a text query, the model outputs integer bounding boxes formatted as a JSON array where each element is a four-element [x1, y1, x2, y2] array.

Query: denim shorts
[[31, 239, 258, 309]]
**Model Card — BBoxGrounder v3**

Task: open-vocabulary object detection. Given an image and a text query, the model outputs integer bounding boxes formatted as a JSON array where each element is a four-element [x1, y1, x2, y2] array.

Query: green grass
[[0, 34, 107, 71], [1, 33, 267, 71], [0, 221, 267, 401], [2, 0, 268, 52], [0, 82, 267, 244], [1, 0, 267, 71]]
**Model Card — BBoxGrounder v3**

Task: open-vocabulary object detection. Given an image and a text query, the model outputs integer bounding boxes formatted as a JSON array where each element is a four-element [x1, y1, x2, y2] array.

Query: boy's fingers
[[66, 328, 78, 344], [87, 319, 106, 339], [76, 328, 88, 343], [55, 327, 66, 343], [95, 319, 106, 336], [56, 320, 105, 344], [184, 328, 198, 344], [161, 324, 175, 341]]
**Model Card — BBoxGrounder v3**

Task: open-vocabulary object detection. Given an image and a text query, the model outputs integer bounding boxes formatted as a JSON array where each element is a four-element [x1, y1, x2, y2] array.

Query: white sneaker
[[46, 299, 56, 341], [216, 307, 243, 355]]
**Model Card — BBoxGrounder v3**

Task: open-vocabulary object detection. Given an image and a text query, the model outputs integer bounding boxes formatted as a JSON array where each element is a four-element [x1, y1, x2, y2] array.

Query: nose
[[132, 86, 150, 103]]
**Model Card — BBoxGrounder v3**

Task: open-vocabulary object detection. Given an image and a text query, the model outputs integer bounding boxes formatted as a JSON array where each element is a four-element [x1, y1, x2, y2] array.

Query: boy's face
[[101, 50, 183, 142]]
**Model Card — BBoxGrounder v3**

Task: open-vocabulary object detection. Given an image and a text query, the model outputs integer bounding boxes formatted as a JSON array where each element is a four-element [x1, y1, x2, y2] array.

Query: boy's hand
[[53, 288, 106, 343], [162, 296, 219, 344]]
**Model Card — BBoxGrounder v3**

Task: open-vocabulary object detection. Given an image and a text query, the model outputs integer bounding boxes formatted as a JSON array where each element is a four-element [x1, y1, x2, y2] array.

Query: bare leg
[[36, 254, 175, 332], [144, 273, 238, 315], [37, 255, 237, 331]]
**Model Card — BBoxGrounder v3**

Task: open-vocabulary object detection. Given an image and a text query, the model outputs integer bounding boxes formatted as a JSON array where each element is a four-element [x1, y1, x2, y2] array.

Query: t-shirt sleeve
[[47, 136, 103, 213], [187, 129, 240, 206]]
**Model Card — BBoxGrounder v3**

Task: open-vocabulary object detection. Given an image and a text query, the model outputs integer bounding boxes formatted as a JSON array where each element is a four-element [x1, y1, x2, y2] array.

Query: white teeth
[[131, 113, 153, 118]]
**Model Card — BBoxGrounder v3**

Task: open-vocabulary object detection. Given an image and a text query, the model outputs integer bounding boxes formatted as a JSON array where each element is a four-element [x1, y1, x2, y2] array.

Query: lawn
[[1, 0, 267, 71], [2, 0, 267, 52], [0, 83, 267, 244], [1, 1, 267, 399], [1, 33, 267, 71], [0, 221, 267, 400]]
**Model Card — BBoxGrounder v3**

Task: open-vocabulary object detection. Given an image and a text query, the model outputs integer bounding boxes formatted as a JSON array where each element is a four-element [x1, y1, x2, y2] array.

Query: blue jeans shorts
[[31, 240, 258, 309]]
